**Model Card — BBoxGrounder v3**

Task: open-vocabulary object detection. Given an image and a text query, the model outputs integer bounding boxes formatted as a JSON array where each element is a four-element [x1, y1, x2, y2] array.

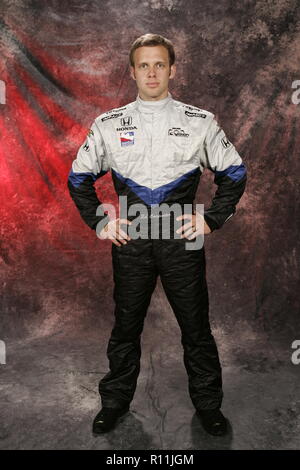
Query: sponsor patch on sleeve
[[87, 129, 94, 137], [221, 136, 232, 149]]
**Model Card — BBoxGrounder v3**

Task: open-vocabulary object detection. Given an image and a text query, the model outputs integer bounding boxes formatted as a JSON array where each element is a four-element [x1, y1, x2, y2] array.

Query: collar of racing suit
[[135, 91, 172, 114]]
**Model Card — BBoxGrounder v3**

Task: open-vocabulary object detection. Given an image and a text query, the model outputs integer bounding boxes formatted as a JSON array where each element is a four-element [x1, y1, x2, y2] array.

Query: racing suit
[[67, 92, 247, 411]]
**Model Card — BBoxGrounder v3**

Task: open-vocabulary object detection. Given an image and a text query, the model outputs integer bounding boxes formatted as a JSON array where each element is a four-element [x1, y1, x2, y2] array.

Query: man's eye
[[157, 64, 165, 68]]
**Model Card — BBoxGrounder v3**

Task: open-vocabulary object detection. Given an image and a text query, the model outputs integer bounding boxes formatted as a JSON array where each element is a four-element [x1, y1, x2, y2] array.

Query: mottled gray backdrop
[[1, 0, 299, 344]]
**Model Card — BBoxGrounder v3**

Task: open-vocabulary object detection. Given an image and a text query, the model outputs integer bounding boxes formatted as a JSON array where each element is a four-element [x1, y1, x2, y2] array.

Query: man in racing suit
[[67, 34, 247, 436]]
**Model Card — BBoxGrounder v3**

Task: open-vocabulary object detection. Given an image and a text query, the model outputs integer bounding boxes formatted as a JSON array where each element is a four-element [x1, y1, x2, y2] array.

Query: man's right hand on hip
[[98, 218, 132, 247]]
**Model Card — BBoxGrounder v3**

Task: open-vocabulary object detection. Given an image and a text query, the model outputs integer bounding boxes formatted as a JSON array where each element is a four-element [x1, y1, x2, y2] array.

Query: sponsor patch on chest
[[168, 127, 189, 137], [120, 131, 135, 146]]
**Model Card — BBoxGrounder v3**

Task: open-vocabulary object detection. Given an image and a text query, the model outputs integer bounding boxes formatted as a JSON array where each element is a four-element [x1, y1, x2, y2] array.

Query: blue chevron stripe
[[112, 167, 199, 205], [214, 163, 247, 182], [68, 169, 108, 188]]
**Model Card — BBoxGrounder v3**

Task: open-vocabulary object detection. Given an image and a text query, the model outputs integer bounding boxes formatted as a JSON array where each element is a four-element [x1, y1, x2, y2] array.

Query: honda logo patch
[[120, 116, 132, 126]]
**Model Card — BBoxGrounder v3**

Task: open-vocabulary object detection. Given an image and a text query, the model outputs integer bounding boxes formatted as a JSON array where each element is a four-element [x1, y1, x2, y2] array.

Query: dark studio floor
[[1, 290, 299, 451]]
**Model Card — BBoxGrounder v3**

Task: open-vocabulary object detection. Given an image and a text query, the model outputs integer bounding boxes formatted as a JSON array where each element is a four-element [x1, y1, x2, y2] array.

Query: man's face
[[130, 45, 176, 101]]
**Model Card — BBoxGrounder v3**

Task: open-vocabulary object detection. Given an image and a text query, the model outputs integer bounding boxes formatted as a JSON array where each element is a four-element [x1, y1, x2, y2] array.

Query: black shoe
[[92, 406, 130, 434], [197, 408, 228, 436]]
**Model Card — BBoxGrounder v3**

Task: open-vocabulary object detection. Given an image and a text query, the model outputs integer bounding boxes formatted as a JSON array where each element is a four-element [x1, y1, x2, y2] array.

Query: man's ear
[[130, 66, 136, 81], [169, 64, 176, 79]]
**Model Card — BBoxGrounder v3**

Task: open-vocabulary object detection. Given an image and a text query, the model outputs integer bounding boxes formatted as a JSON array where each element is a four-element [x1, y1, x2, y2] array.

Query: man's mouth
[[146, 82, 159, 87]]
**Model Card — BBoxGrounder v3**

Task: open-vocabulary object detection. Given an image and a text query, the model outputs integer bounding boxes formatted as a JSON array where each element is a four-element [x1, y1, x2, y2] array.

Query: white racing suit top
[[68, 92, 247, 234]]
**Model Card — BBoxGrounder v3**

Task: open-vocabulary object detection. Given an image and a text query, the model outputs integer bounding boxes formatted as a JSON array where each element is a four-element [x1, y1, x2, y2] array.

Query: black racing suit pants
[[98, 236, 223, 411]]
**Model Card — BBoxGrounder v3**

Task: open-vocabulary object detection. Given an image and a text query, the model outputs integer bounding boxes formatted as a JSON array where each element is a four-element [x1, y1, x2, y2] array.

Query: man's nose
[[147, 66, 157, 77]]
